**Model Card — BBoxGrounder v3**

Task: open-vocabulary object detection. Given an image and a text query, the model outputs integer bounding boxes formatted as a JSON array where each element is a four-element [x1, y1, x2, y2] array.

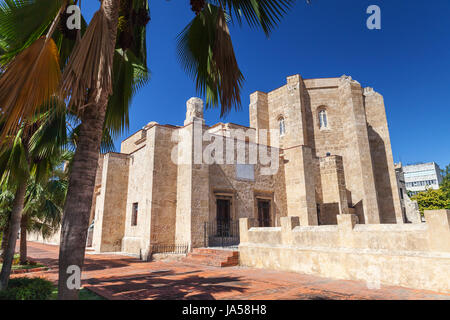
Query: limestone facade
[[90, 75, 409, 258], [239, 210, 450, 293]]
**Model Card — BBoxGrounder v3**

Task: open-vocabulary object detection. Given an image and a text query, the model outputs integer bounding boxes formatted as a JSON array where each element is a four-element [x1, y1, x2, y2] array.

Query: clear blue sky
[[81, 0, 450, 169]]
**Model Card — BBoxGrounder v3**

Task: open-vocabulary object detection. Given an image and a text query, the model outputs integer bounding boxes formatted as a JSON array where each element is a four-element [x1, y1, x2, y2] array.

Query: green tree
[[18, 151, 71, 264], [411, 188, 450, 214], [0, 0, 303, 299], [0, 190, 13, 258], [0, 109, 68, 289], [0, 1, 121, 292], [440, 164, 450, 197], [411, 163, 450, 214], [0, 158, 69, 265]]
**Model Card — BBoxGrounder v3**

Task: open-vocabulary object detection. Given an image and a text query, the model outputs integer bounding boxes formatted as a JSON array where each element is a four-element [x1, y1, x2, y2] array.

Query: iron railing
[[150, 242, 189, 254], [204, 220, 240, 248]]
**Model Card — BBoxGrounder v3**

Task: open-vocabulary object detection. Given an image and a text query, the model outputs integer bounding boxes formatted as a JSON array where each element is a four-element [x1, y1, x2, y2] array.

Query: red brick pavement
[[15, 241, 450, 300]]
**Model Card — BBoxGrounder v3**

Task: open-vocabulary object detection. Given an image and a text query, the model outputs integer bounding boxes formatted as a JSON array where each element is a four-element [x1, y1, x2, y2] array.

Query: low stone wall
[[27, 229, 60, 245], [239, 210, 450, 293]]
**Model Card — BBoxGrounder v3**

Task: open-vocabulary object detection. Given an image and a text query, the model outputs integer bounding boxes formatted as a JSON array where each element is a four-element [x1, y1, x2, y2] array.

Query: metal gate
[[204, 220, 240, 248]]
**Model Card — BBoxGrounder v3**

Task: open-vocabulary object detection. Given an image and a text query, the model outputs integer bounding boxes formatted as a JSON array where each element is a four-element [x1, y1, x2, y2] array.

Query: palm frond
[[177, 4, 243, 115], [0, 37, 61, 139], [105, 0, 150, 138], [53, 11, 88, 68], [209, 0, 297, 36], [60, 7, 115, 111], [28, 98, 68, 161], [105, 48, 149, 138], [0, 0, 65, 64], [69, 124, 115, 154], [0, 129, 30, 188], [100, 126, 116, 154]]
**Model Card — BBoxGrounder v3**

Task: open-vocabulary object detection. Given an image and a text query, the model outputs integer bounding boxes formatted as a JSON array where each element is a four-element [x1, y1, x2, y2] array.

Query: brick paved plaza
[[17, 242, 450, 300]]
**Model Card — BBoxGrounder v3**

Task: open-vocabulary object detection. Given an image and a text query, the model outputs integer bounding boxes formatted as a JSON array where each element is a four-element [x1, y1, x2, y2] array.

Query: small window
[[319, 110, 328, 129], [131, 203, 138, 226], [279, 117, 286, 136]]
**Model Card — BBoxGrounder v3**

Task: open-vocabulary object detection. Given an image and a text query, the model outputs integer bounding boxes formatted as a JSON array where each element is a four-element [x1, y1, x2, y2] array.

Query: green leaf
[[177, 4, 243, 115], [208, 0, 297, 36]]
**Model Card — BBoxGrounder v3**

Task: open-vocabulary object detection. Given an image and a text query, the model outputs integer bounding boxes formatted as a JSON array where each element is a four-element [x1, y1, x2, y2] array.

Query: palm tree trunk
[[0, 180, 27, 290], [1, 225, 9, 260], [19, 214, 27, 265], [57, 0, 120, 300]]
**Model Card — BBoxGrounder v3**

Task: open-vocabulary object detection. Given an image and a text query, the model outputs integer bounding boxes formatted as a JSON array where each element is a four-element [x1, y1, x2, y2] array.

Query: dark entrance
[[204, 198, 239, 247], [216, 199, 231, 226], [257, 199, 271, 227]]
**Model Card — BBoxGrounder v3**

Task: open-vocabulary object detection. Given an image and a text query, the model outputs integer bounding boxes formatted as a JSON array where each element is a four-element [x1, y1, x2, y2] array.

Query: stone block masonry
[[239, 210, 450, 293], [78, 74, 420, 260]]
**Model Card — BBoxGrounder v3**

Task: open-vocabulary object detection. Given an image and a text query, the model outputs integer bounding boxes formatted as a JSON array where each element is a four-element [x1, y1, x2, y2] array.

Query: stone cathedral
[[88, 74, 415, 259]]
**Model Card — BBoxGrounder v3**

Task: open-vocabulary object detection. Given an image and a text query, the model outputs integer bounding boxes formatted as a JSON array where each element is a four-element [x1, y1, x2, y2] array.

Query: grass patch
[[0, 277, 53, 300], [49, 287, 105, 300], [0, 277, 104, 300], [0, 254, 46, 271], [10, 263, 45, 270]]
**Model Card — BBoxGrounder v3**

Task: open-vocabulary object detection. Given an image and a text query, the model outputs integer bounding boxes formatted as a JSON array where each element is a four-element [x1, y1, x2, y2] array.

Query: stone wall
[[27, 229, 60, 245], [249, 75, 403, 225], [174, 119, 210, 248], [283, 145, 317, 225], [121, 128, 155, 258], [239, 210, 450, 293], [364, 88, 403, 223], [317, 155, 349, 224], [150, 126, 178, 246], [92, 153, 129, 252], [207, 134, 286, 227]]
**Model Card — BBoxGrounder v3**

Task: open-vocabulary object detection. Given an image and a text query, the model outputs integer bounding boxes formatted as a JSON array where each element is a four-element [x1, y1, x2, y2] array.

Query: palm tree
[[19, 157, 70, 264], [0, 106, 115, 288], [0, 126, 34, 290], [0, 159, 69, 265], [0, 1, 127, 292], [0, 111, 66, 288], [0, 0, 301, 299], [0, 190, 13, 259]]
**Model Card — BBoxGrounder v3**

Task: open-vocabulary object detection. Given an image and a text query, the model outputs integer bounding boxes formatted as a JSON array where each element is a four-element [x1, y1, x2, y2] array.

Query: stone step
[[192, 248, 238, 257], [188, 253, 238, 264], [183, 257, 238, 267], [182, 249, 239, 267]]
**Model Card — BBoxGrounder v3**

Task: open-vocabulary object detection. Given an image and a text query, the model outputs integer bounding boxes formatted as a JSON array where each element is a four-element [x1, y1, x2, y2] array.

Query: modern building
[[403, 162, 443, 195], [394, 163, 421, 223]]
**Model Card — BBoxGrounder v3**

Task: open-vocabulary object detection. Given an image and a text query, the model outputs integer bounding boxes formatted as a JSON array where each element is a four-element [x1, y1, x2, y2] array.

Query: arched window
[[319, 110, 328, 129], [279, 117, 286, 136]]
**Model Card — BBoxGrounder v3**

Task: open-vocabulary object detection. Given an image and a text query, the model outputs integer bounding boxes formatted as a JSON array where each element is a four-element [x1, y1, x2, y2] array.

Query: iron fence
[[204, 220, 240, 248], [150, 242, 189, 254]]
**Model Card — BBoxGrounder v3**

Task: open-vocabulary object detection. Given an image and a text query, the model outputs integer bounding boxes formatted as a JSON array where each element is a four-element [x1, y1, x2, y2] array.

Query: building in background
[[394, 163, 421, 223], [403, 162, 443, 195]]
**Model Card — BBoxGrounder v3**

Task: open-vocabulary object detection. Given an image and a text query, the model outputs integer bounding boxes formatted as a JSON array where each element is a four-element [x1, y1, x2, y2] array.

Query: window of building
[[319, 110, 328, 129], [279, 117, 286, 136], [131, 203, 138, 226]]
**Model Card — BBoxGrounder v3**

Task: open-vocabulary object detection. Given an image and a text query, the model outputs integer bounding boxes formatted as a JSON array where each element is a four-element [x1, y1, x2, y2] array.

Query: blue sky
[[81, 0, 450, 169]]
